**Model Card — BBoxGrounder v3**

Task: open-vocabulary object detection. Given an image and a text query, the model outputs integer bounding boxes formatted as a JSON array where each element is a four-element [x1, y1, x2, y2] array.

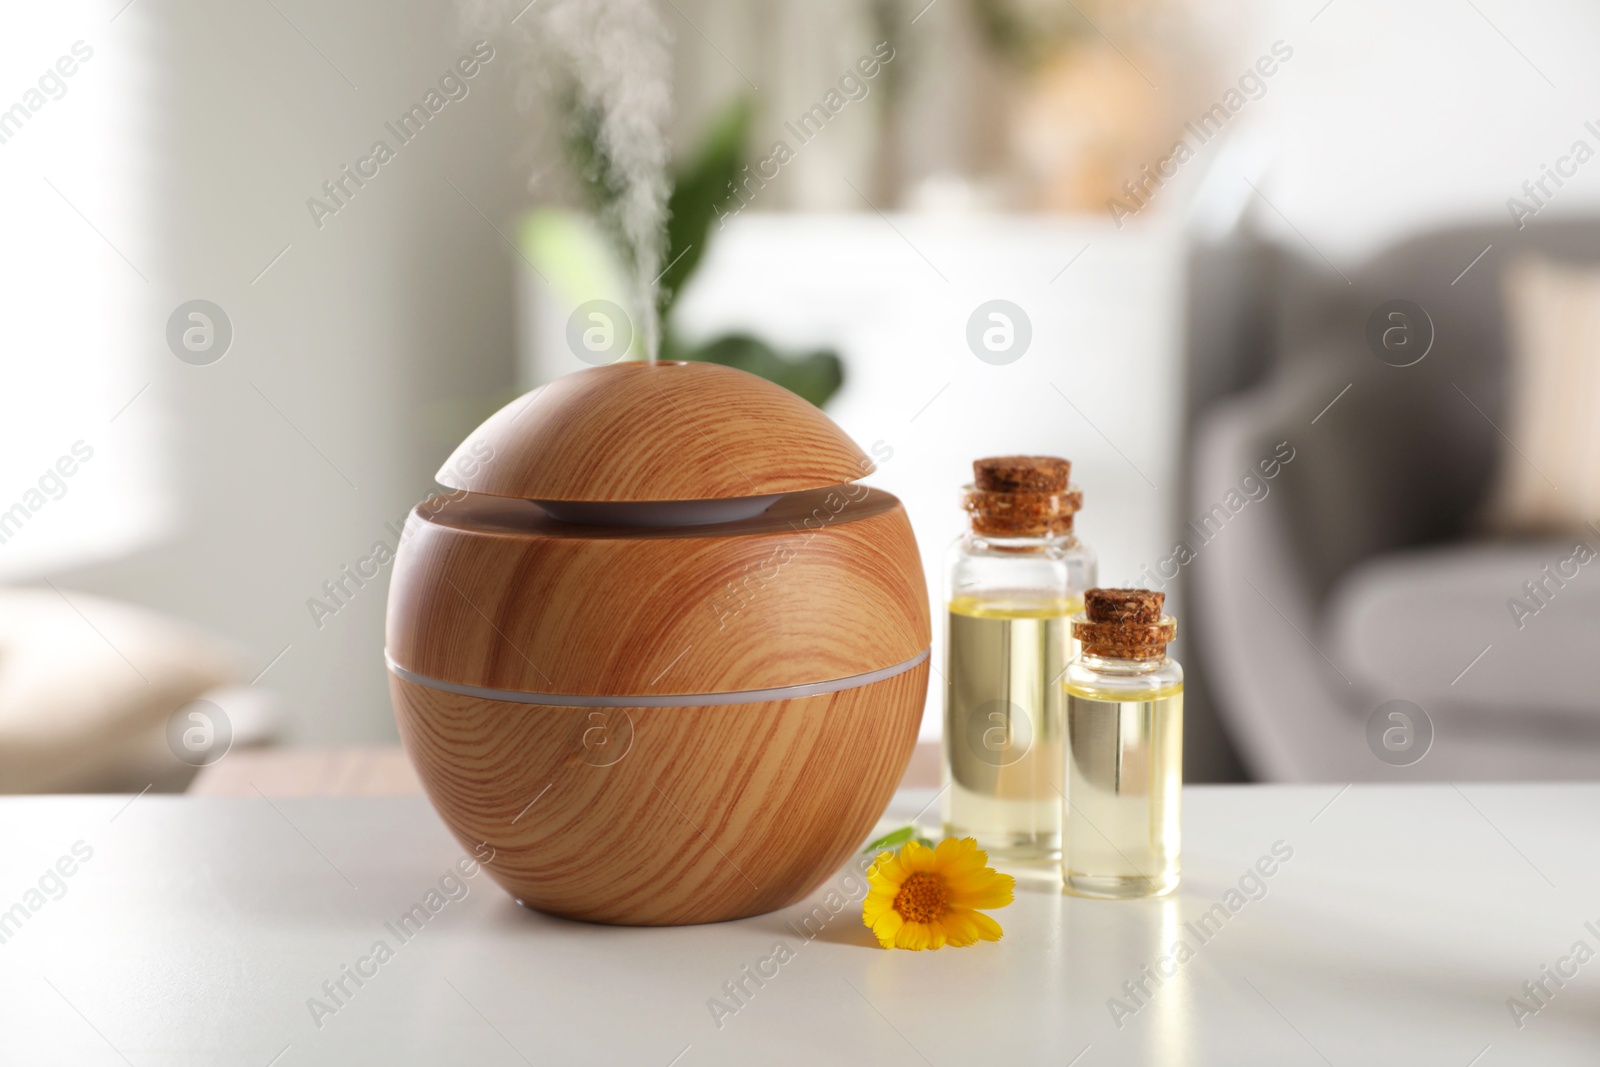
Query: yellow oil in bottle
[[1062, 681, 1182, 898], [943, 594, 1081, 859]]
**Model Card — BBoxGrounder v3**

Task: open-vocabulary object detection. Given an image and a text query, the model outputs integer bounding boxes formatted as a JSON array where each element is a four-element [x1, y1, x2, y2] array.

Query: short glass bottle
[[1062, 588, 1182, 899], [942, 456, 1096, 861]]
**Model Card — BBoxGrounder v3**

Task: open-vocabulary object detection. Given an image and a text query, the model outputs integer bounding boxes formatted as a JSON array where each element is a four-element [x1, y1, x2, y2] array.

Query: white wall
[[1214, 0, 1600, 263], [55, 0, 528, 743]]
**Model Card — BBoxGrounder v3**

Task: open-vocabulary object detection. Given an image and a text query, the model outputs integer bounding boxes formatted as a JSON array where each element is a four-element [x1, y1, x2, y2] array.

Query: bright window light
[[0, 3, 165, 580]]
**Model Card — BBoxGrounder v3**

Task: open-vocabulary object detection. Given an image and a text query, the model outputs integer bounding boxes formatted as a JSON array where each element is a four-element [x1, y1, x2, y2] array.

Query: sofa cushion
[[1325, 540, 1600, 735], [0, 588, 244, 793], [1484, 255, 1600, 533]]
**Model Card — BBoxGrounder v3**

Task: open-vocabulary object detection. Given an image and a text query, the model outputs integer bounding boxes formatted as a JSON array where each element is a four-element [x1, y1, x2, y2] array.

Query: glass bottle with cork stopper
[[943, 455, 1097, 860], [1062, 588, 1183, 899]]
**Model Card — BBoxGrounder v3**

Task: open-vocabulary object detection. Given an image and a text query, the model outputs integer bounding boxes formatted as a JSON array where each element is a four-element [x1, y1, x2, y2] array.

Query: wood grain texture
[[386, 486, 930, 695], [390, 662, 928, 925], [435, 362, 873, 502]]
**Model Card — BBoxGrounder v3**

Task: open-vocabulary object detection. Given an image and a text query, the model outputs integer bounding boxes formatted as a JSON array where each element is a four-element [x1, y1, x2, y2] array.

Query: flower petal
[[893, 920, 933, 950], [862, 891, 893, 931], [899, 840, 938, 874], [942, 906, 1003, 944], [945, 867, 1015, 910], [936, 907, 983, 947], [923, 918, 949, 950], [969, 909, 1004, 942], [932, 836, 989, 878], [865, 884, 899, 905], [868, 853, 908, 887], [871, 908, 905, 948]]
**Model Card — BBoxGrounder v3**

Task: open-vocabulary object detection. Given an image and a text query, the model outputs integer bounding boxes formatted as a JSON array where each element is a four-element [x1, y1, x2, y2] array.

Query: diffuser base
[[390, 662, 927, 926]]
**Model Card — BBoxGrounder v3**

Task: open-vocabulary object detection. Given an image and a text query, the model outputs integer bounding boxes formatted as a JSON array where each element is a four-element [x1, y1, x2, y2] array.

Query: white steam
[[471, 0, 674, 361]]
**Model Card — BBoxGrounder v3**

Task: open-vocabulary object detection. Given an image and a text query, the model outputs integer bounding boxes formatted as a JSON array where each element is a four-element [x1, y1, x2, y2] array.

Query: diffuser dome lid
[[437, 361, 872, 502]]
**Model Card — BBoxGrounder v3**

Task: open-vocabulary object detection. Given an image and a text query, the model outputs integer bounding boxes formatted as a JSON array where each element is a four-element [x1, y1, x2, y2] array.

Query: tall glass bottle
[[1062, 588, 1182, 899], [943, 456, 1096, 860]]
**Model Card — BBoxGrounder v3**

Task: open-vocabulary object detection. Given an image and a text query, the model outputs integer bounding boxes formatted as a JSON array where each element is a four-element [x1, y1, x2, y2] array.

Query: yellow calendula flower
[[862, 837, 1015, 950]]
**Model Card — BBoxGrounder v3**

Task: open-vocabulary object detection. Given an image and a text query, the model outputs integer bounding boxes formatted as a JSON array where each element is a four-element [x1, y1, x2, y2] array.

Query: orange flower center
[[892, 872, 948, 923]]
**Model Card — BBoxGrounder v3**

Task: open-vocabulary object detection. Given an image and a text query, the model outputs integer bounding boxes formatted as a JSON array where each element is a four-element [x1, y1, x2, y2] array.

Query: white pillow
[[0, 588, 242, 793], [1485, 256, 1600, 533]]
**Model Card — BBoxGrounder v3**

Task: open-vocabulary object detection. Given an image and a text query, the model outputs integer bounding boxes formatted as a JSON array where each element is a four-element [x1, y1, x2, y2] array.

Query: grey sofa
[[1183, 219, 1600, 782]]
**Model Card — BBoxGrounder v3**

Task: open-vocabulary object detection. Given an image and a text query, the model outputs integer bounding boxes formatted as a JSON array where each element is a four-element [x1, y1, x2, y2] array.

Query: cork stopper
[[1073, 588, 1176, 660], [974, 456, 1071, 493], [1084, 588, 1163, 624], [963, 455, 1082, 537]]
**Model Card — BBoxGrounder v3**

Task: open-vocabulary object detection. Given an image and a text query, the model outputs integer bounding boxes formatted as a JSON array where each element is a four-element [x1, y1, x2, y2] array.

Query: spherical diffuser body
[[386, 362, 929, 925]]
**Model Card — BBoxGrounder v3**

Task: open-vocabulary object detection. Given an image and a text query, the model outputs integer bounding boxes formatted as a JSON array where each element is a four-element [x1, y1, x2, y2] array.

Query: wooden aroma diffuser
[[386, 361, 930, 925]]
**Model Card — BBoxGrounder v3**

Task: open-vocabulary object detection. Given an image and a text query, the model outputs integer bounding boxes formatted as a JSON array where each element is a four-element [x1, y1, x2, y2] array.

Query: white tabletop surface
[[1, 783, 1596, 1066]]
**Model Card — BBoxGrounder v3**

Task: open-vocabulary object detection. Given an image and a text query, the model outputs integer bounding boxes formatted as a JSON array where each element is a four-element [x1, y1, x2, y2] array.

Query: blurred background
[[5, 0, 1599, 793]]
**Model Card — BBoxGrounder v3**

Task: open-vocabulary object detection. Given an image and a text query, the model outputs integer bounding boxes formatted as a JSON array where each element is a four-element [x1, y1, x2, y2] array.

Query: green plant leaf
[[658, 97, 752, 323], [862, 826, 916, 854], [666, 332, 844, 409]]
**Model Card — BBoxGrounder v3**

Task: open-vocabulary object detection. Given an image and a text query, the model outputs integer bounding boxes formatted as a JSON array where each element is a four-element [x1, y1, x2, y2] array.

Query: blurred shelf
[[189, 745, 423, 798]]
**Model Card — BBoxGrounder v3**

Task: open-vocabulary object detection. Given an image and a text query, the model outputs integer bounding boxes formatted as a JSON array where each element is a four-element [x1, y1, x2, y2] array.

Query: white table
[[1, 784, 1594, 1065]]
